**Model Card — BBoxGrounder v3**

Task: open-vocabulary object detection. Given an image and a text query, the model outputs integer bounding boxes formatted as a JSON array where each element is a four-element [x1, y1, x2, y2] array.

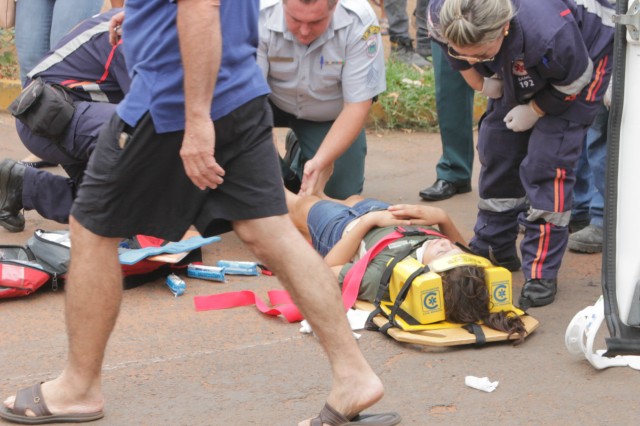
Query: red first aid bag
[[0, 245, 55, 299]]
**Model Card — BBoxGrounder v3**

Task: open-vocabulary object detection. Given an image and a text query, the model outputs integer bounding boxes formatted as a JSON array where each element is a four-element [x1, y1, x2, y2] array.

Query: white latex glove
[[481, 77, 504, 99], [603, 79, 612, 109], [504, 102, 541, 132]]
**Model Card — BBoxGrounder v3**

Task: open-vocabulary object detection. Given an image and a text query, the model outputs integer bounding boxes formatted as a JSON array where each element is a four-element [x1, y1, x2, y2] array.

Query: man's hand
[[481, 77, 504, 99], [180, 118, 225, 190], [504, 102, 542, 132], [108, 11, 125, 45], [299, 158, 333, 196]]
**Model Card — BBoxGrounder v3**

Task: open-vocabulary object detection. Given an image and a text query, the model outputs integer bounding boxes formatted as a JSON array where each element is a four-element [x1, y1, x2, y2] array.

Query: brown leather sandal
[[0, 383, 104, 424], [310, 402, 401, 426]]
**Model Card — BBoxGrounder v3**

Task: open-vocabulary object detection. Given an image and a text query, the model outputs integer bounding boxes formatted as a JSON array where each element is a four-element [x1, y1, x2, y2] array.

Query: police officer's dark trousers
[[431, 42, 475, 185]]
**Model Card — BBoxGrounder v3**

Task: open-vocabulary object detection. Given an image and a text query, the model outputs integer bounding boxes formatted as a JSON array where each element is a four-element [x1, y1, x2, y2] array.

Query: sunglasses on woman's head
[[447, 45, 495, 63]]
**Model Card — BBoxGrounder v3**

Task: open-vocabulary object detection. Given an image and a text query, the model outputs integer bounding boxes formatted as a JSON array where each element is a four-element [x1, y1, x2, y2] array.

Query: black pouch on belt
[[8, 77, 76, 139]]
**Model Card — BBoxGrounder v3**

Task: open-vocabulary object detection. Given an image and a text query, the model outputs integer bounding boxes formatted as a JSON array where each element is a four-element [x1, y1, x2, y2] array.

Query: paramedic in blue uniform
[[427, 0, 614, 309], [0, 1, 400, 425], [0, 8, 129, 233], [258, 0, 386, 199]]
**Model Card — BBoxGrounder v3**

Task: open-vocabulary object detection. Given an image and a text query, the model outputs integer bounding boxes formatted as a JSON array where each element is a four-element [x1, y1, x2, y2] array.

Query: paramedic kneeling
[[0, 8, 128, 232]]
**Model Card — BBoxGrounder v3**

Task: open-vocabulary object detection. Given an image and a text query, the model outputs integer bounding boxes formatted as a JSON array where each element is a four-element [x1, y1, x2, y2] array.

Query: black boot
[[282, 130, 302, 193], [518, 278, 558, 310], [0, 159, 26, 233], [390, 37, 431, 68]]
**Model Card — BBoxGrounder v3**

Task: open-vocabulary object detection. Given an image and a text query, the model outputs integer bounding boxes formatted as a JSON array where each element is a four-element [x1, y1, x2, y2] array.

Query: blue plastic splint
[[118, 236, 220, 265]]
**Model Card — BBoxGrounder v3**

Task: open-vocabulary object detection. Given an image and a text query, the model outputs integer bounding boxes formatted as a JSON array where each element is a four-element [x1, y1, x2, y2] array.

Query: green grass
[[370, 59, 487, 133], [0, 28, 18, 80], [372, 59, 439, 131]]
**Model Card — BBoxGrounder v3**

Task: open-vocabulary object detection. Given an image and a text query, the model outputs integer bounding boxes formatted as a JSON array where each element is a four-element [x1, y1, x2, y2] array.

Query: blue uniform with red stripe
[[17, 8, 130, 223], [428, 0, 614, 281], [25, 8, 129, 103]]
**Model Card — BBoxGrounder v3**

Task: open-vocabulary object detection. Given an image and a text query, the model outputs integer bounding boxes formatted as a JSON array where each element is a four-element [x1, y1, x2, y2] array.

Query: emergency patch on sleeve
[[366, 35, 378, 58], [362, 25, 380, 40], [512, 59, 527, 76]]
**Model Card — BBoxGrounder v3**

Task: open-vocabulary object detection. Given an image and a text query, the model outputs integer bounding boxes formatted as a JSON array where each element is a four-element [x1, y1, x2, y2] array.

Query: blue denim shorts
[[308, 199, 390, 257]]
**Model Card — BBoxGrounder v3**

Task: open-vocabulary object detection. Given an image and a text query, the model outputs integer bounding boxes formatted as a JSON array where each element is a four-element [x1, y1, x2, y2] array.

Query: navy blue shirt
[[428, 0, 614, 124], [117, 0, 270, 133]]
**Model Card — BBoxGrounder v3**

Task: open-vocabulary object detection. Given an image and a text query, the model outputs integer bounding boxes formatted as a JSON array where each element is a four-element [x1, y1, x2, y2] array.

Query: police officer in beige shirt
[[258, 0, 386, 199]]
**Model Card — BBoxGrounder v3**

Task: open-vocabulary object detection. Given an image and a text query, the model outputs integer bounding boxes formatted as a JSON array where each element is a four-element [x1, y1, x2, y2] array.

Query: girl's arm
[[324, 211, 410, 267], [387, 204, 467, 245]]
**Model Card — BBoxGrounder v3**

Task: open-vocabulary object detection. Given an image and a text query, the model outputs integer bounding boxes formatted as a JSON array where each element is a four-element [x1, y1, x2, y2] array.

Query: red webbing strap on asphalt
[[194, 289, 303, 322], [194, 227, 446, 322]]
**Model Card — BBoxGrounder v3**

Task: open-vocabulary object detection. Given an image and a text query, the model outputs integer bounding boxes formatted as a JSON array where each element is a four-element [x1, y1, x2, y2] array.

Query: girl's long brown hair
[[441, 266, 527, 344]]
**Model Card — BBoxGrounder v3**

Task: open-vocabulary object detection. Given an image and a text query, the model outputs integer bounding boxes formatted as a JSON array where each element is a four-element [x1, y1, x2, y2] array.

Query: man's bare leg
[[234, 215, 384, 425], [3, 216, 122, 417]]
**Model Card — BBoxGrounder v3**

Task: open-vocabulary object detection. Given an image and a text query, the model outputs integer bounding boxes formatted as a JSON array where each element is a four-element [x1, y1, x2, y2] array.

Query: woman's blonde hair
[[439, 0, 514, 46]]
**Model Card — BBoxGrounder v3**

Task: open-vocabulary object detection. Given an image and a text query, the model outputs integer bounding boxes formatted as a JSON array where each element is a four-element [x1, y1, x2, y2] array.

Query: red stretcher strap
[[342, 227, 445, 310], [194, 227, 445, 322], [194, 290, 303, 323]]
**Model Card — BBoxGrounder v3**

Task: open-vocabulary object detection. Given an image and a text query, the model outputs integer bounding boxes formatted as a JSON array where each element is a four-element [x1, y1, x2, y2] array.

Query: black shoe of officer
[[282, 130, 302, 193], [283, 170, 301, 194], [284, 130, 300, 167], [518, 278, 558, 310], [0, 159, 26, 233], [419, 179, 471, 202]]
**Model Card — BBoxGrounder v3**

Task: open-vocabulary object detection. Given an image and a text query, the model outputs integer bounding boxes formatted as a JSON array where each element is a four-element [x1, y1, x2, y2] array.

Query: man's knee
[[69, 215, 120, 251], [234, 215, 295, 249]]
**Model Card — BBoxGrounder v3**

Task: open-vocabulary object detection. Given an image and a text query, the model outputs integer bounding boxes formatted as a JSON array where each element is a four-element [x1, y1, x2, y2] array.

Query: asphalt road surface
[[0, 113, 636, 425]]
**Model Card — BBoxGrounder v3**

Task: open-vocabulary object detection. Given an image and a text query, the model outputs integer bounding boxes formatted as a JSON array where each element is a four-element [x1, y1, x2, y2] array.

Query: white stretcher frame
[[566, 0, 640, 368]]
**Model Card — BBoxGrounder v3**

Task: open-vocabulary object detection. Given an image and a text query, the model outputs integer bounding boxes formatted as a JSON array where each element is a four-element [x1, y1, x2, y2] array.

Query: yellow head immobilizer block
[[386, 254, 518, 326]]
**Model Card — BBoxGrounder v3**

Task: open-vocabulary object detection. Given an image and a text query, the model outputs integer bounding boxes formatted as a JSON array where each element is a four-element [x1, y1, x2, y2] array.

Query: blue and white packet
[[165, 273, 186, 297], [216, 260, 260, 276]]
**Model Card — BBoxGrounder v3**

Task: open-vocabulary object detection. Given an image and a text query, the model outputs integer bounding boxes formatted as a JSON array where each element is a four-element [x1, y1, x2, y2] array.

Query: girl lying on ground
[[285, 190, 527, 342]]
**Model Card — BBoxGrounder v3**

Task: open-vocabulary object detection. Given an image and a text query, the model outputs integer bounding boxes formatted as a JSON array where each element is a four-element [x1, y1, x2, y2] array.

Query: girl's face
[[420, 239, 463, 265]]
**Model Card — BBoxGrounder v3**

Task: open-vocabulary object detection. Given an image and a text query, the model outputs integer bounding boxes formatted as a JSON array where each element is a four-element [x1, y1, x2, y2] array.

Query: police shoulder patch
[[362, 25, 380, 40]]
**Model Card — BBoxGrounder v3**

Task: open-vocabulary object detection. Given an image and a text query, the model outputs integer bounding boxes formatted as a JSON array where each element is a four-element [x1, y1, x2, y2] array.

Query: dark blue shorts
[[308, 199, 390, 257]]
